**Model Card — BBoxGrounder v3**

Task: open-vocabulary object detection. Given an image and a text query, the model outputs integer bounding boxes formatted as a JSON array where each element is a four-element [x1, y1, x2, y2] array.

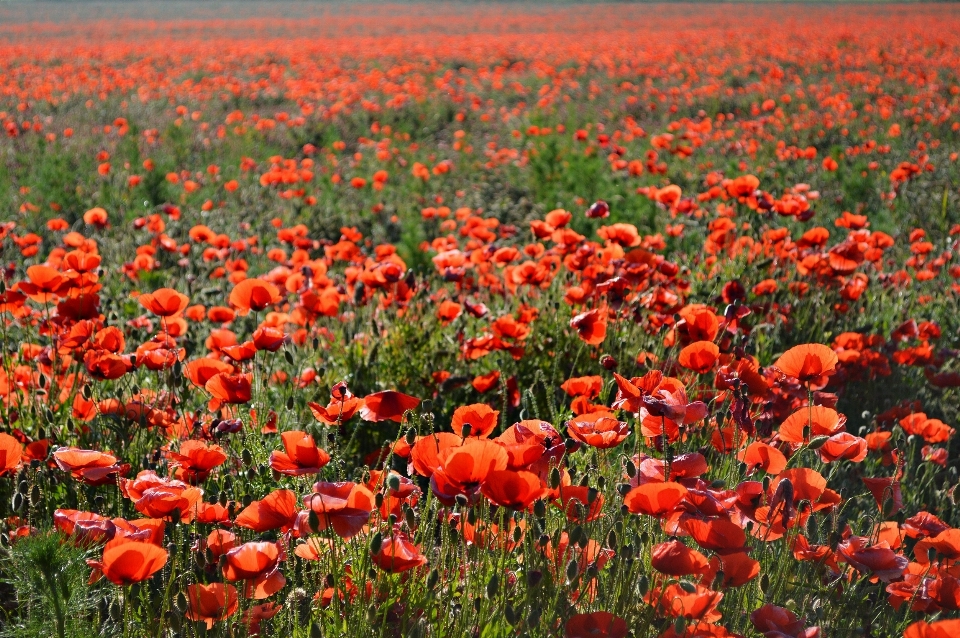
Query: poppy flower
[[750, 604, 819, 638], [186, 583, 239, 629], [409, 432, 463, 477], [905, 620, 960, 638], [269, 431, 330, 476], [739, 441, 787, 475], [222, 541, 285, 599], [360, 390, 420, 422], [371, 532, 427, 573], [772, 343, 838, 387], [83, 207, 109, 227], [684, 517, 747, 554], [166, 440, 227, 483], [0, 433, 23, 476], [779, 405, 845, 444], [450, 403, 500, 438], [17, 265, 69, 302], [624, 482, 688, 517], [138, 288, 189, 317], [205, 372, 252, 406], [652, 583, 723, 622], [564, 612, 627, 638], [95, 539, 168, 586], [300, 481, 375, 539], [480, 469, 548, 510], [432, 439, 509, 504], [705, 551, 760, 587], [566, 413, 630, 449], [235, 489, 298, 533], [185, 357, 234, 387], [437, 300, 462, 325], [651, 540, 710, 577], [837, 536, 908, 582], [560, 375, 603, 399], [570, 308, 607, 345], [229, 278, 282, 315], [818, 432, 868, 463], [53, 448, 124, 485], [678, 341, 720, 374], [308, 393, 362, 425]]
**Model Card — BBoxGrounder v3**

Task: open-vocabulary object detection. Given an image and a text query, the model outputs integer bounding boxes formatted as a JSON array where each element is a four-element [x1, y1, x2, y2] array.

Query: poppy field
[[3, 2, 960, 637]]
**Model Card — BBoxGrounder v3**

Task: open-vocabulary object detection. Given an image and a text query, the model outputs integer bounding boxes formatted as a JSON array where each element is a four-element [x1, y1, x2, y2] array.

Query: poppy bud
[[569, 525, 584, 545], [549, 468, 561, 489], [11, 492, 23, 512], [486, 574, 499, 598], [637, 574, 648, 595], [527, 607, 542, 628], [759, 573, 770, 593], [427, 568, 439, 589], [674, 617, 687, 635], [616, 483, 632, 497], [513, 525, 523, 543], [533, 500, 546, 518], [607, 530, 618, 549], [375, 493, 384, 509], [712, 570, 726, 590], [679, 580, 697, 593], [625, 460, 637, 478], [640, 531, 649, 545], [241, 448, 253, 466], [808, 435, 829, 449], [505, 604, 517, 625], [461, 424, 473, 438], [404, 508, 416, 529], [566, 559, 579, 582], [586, 487, 599, 504], [219, 491, 228, 507], [405, 428, 417, 445], [310, 622, 323, 638], [600, 354, 617, 370], [455, 494, 468, 507], [195, 550, 206, 568], [308, 510, 321, 532]]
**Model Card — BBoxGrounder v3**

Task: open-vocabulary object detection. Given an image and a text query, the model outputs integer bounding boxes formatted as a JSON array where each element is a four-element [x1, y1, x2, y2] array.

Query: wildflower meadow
[[1, 3, 960, 637]]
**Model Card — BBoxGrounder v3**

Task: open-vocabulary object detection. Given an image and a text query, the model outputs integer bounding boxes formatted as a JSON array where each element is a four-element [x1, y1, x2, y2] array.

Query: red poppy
[[185, 357, 234, 387], [779, 405, 845, 444], [555, 485, 604, 522], [750, 604, 819, 638], [450, 403, 500, 438], [0, 433, 23, 476], [678, 341, 720, 374], [818, 432, 868, 463], [138, 288, 189, 317], [17, 265, 69, 303], [564, 612, 627, 638], [772, 343, 838, 387], [53, 448, 124, 486], [235, 489, 298, 533], [651, 540, 709, 577], [222, 541, 285, 599], [269, 431, 330, 475], [205, 372, 252, 406], [166, 440, 227, 483], [432, 439, 509, 504], [624, 482, 688, 517], [837, 536, 908, 582], [371, 532, 427, 573], [560, 375, 603, 399], [570, 308, 607, 345], [360, 390, 420, 422], [186, 583, 239, 629], [739, 441, 787, 475], [95, 538, 168, 585], [905, 620, 960, 638], [480, 469, 548, 510], [300, 481, 375, 539], [229, 278, 282, 315], [566, 413, 630, 449], [308, 394, 362, 425], [683, 517, 747, 555]]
